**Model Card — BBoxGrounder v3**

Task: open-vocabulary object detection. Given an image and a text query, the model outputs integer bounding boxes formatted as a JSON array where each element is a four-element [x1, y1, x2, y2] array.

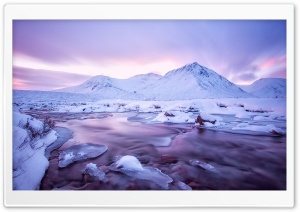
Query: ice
[[235, 113, 251, 119], [190, 160, 218, 173], [232, 123, 285, 135], [58, 143, 108, 168], [110, 155, 173, 189], [114, 155, 144, 171], [252, 115, 278, 121], [178, 181, 192, 190], [81, 163, 106, 181], [45, 127, 73, 158]]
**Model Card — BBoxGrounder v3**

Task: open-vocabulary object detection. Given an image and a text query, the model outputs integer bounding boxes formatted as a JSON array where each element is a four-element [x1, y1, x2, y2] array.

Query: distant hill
[[240, 78, 286, 98]]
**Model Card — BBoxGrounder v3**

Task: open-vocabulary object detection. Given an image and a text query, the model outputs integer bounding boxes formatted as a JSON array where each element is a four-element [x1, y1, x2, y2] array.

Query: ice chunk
[[190, 160, 218, 173], [114, 155, 144, 171], [110, 155, 173, 189], [81, 163, 106, 181], [58, 143, 108, 168], [178, 181, 192, 190]]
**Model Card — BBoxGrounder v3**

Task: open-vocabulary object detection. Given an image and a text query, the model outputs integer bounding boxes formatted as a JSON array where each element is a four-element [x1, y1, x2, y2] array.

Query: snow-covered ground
[[13, 90, 286, 136], [13, 111, 57, 190]]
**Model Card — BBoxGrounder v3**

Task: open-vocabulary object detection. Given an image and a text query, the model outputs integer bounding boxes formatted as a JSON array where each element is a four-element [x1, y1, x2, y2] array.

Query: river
[[34, 112, 286, 190]]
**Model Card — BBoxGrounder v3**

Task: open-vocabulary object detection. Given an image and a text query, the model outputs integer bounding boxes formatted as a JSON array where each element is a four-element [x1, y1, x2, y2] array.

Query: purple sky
[[13, 20, 286, 91]]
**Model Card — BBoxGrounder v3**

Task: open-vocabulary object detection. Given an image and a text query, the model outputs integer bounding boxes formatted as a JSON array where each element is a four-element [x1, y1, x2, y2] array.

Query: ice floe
[[110, 155, 173, 189], [58, 143, 108, 168]]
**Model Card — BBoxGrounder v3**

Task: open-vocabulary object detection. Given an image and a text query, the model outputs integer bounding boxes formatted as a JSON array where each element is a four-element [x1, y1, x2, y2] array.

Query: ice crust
[[110, 155, 173, 189], [58, 143, 108, 168]]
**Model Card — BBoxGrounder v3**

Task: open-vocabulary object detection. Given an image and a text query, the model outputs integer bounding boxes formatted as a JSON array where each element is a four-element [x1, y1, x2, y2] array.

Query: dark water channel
[[36, 112, 286, 190]]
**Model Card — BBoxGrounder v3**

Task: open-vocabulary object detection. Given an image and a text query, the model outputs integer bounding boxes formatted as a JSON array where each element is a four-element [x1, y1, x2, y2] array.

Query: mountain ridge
[[55, 62, 285, 100], [239, 78, 286, 98]]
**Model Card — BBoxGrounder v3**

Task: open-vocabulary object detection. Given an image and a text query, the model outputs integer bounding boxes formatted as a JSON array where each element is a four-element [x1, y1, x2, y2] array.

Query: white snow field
[[13, 91, 286, 135], [13, 111, 57, 190]]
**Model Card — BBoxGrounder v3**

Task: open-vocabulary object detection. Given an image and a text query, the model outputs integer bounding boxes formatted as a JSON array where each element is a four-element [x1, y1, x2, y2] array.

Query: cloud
[[13, 20, 286, 87], [13, 66, 92, 91]]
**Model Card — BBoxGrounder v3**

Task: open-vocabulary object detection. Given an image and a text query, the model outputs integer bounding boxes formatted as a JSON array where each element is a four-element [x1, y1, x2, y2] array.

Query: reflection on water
[[40, 112, 286, 190]]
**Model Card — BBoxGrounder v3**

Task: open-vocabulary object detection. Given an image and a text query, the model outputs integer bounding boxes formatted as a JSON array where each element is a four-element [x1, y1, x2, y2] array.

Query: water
[[39, 112, 286, 190]]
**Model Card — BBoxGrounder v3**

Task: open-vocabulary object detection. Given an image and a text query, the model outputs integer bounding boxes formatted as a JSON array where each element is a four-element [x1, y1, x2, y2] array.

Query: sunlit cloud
[[13, 66, 92, 91], [13, 20, 286, 90]]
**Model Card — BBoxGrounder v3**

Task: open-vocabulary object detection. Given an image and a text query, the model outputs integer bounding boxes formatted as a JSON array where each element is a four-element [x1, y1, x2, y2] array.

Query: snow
[[58, 143, 108, 168], [13, 112, 58, 190], [140, 62, 253, 100], [50, 62, 253, 100], [232, 123, 285, 135], [240, 78, 286, 98], [235, 113, 251, 119], [151, 111, 195, 123], [114, 155, 144, 171], [110, 155, 173, 189], [81, 163, 106, 181]]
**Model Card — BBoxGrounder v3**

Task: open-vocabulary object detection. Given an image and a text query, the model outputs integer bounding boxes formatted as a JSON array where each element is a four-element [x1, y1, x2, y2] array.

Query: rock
[[195, 115, 216, 126], [164, 112, 175, 117]]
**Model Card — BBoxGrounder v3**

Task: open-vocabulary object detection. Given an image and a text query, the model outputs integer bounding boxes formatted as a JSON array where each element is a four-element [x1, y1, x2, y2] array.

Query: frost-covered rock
[[110, 155, 173, 189], [195, 112, 223, 127], [152, 111, 194, 123], [81, 163, 106, 182], [58, 143, 108, 168]]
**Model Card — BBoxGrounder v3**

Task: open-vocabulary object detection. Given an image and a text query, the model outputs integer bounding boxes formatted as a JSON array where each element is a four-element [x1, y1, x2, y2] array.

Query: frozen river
[[34, 112, 286, 190]]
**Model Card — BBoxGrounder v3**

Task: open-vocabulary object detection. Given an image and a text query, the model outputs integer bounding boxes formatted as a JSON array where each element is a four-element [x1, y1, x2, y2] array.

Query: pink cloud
[[260, 55, 286, 70]]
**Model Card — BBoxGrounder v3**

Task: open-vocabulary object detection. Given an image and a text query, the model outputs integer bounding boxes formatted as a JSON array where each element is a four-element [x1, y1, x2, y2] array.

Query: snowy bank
[[13, 112, 57, 190]]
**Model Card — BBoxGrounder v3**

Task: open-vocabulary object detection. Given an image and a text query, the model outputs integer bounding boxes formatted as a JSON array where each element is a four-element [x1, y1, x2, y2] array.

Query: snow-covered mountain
[[55, 73, 162, 99], [240, 78, 286, 98], [140, 62, 252, 100], [56, 62, 252, 100]]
